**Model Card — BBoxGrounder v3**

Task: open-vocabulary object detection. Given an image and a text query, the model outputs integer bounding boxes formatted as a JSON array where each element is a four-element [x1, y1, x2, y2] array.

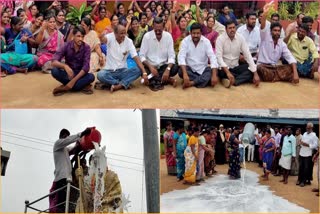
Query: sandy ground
[[160, 158, 319, 213], [1, 72, 319, 108]]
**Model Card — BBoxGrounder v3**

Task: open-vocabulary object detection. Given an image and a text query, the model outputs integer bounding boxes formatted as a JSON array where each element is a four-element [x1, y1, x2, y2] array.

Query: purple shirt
[[53, 41, 90, 73]]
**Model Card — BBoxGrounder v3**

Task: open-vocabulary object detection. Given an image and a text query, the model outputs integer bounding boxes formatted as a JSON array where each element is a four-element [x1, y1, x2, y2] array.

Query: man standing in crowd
[[178, 23, 219, 89], [257, 3, 299, 84], [297, 122, 319, 187], [216, 20, 260, 88], [140, 17, 178, 91], [51, 26, 95, 96], [272, 127, 282, 175], [279, 127, 296, 184], [285, 23, 319, 79], [97, 24, 148, 92]]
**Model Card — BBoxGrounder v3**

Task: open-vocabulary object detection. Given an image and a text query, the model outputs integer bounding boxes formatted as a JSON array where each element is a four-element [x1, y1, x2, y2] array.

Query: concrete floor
[[1, 72, 319, 108]]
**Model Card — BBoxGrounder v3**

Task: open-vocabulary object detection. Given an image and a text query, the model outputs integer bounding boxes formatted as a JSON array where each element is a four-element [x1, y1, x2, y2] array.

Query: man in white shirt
[[140, 17, 178, 91], [272, 127, 282, 175], [297, 122, 319, 187], [237, 12, 260, 60], [97, 25, 148, 92], [52, 128, 91, 213], [178, 22, 219, 89], [270, 13, 286, 39], [216, 19, 260, 88]]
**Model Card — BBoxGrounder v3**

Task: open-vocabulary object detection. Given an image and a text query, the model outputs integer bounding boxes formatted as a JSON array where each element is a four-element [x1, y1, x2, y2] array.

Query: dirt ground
[[1, 72, 319, 108], [160, 158, 319, 213]]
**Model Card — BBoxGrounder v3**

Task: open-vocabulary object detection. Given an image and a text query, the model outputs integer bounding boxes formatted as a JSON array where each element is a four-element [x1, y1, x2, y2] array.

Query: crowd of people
[[0, 0, 319, 95], [163, 121, 319, 196]]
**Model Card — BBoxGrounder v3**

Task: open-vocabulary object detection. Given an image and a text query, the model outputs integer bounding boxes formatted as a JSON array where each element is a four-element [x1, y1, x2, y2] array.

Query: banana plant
[[66, 3, 93, 26]]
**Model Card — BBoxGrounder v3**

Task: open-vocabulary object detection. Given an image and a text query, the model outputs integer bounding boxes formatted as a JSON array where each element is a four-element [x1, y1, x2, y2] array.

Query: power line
[[2, 140, 143, 166], [1, 130, 53, 143], [1, 133, 53, 147], [2, 140, 52, 154], [108, 157, 143, 166], [108, 164, 143, 172], [106, 152, 143, 161], [2, 131, 143, 161]]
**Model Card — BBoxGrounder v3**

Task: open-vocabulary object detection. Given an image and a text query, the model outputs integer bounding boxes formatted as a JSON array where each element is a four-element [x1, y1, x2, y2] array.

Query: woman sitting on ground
[[35, 14, 64, 73], [91, 3, 111, 35], [0, 16, 38, 76], [56, 10, 72, 41], [28, 13, 44, 37], [17, 8, 31, 29], [81, 17, 105, 73]]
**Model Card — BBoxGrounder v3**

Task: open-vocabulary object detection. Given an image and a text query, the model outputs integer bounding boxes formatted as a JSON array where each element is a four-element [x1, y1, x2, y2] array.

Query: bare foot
[[182, 81, 193, 89], [16, 68, 28, 74], [169, 78, 177, 88], [110, 84, 123, 93], [263, 177, 269, 181]]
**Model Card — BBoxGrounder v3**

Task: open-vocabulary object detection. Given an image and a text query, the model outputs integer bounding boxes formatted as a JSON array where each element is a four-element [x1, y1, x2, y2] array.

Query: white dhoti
[[279, 155, 292, 170]]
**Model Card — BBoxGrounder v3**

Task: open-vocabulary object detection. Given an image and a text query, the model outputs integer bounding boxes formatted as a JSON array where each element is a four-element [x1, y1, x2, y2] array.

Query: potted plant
[[66, 3, 92, 26]]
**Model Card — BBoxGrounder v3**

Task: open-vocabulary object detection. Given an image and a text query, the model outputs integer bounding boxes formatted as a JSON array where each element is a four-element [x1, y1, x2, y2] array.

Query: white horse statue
[[76, 142, 130, 213]]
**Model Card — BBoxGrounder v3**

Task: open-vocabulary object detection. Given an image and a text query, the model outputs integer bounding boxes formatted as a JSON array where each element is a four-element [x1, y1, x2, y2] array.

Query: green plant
[[160, 143, 165, 155], [278, 2, 289, 20], [66, 3, 92, 26], [304, 1, 319, 19]]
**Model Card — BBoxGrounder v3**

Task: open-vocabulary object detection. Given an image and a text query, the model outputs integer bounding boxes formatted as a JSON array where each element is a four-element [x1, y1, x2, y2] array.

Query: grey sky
[[1, 109, 159, 213]]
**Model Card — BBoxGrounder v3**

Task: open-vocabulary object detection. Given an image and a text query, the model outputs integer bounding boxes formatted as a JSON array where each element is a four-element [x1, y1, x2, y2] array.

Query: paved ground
[[1, 72, 319, 108], [160, 158, 319, 213]]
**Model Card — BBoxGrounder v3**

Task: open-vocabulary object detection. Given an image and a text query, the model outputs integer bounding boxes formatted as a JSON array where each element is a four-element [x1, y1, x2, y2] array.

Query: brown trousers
[[257, 64, 294, 82]]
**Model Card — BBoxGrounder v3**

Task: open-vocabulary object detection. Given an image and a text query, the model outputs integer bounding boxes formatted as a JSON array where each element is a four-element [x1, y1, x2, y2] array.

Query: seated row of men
[[1, 3, 319, 95]]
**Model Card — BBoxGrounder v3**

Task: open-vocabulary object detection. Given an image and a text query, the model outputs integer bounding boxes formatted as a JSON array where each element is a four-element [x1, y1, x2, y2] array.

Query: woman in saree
[[91, 5, 111, 36], [35, 14, 64, 73], [145, 7, 154, 27], [29, 13, 44, 36], [17, 8, 31, 29], [164, 122, 176, 175], [170, 10, 188, 55], [228, 127, 241, 179], [56, 10, 72, 42], [184, 127, 200, 185], [0, 16, 38, 76], [258, 129, 276, 180], [126, 16, 146, 51], [196, 1, 219, 52], [173, 124, 187, 181], [81, 17, 105, 73]]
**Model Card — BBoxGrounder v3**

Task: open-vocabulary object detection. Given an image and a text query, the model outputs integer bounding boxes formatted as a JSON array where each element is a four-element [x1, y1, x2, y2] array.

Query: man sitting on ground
[[139, 17, 178, 91], [285, 23, 319, 79], [178, 22, 219, 89], [51, 26, 95, 96], [96, 24, 148, 92], [216, 19, 260, 88], [256, 3, 299, 84]]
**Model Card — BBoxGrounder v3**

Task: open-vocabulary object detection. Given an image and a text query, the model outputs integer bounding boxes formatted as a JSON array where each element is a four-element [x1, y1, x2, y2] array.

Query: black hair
[[233, 126, 240, 131], [193, 127, 200, 132], [224, 19, 237, 28], [36, 13, 44, 19], [10, 16, 21, 27], [17, 8, 26, 17], [177, 16, 186, 25], [265, 129, 271, 135], [206, 16, 215, 22], [221, 4, 229, 10], [110, 14, 118, 21], [166, 121, 172, 127], [1, 9, 8, 16], [56, 10, 65, 16], [117, 3, 124, 10], [258, 10, 264, 17], [302, 16, 314, 24], [270, 22, 282, 30], [28, 4, 37, 10], [99, 6, 106, 13], [59, 129, 70, 138], [139, 12, 147, 20], [131, 16, 139, 24], [81, 17, 92, 27], [153, 16, 164, 25], [73, 25, 86, 36], [246, 11, 257, 20], [190, 22, 201, 32], [271, 13, 280, 19], [299, 23, 310, 32]]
